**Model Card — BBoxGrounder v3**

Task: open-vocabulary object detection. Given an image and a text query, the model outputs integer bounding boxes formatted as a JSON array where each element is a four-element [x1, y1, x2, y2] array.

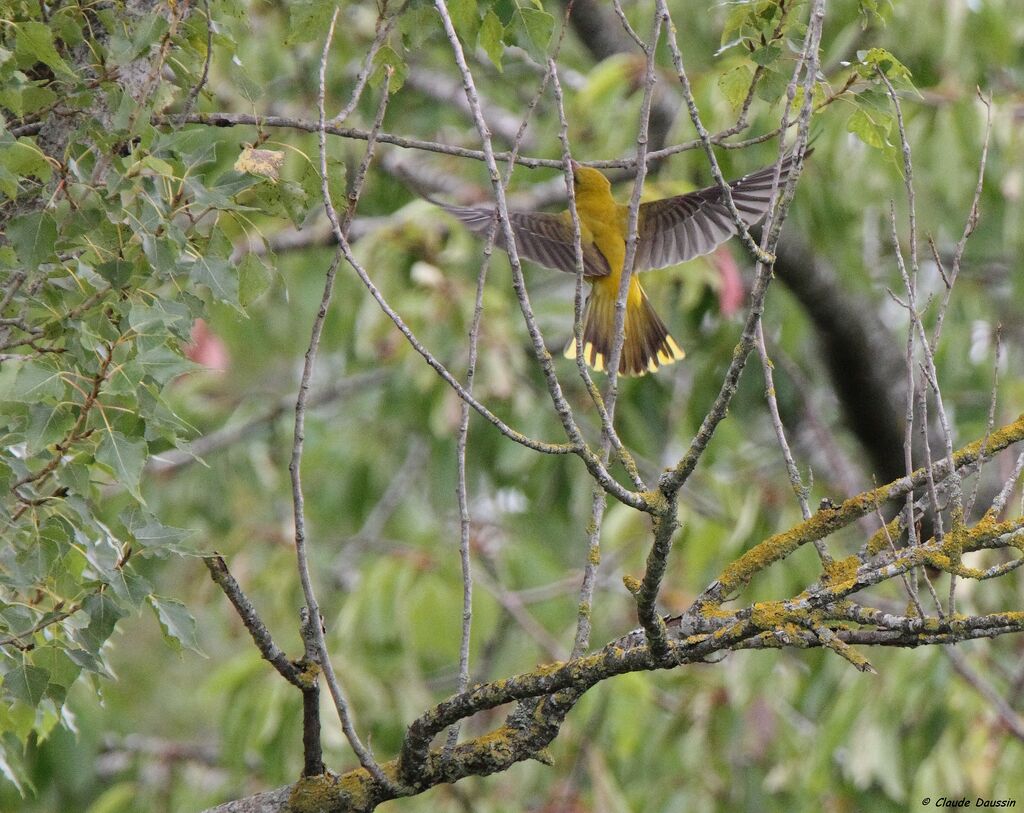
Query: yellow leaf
[[234, 147, 284, 179]]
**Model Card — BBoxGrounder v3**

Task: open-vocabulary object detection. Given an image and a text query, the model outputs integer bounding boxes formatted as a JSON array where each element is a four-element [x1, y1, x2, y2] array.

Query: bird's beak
[[569, 159, 581, 172]]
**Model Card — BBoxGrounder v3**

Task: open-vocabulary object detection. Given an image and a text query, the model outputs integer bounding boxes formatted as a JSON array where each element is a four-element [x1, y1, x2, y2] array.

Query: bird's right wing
[[634, 152, 805, 272], [437, 203, 612, 278]]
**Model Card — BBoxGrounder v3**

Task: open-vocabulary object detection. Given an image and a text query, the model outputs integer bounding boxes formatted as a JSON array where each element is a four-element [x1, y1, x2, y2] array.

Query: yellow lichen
[[822, 555, 860, 587], [867, 515, 902, 556], [288, 772, 345, 813], [641, 489, 669, 514], [750, 601, 788, 629]]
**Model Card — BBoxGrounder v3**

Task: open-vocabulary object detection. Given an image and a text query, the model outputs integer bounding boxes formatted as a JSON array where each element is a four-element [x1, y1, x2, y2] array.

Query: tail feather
[[563, 279, 684, 376]]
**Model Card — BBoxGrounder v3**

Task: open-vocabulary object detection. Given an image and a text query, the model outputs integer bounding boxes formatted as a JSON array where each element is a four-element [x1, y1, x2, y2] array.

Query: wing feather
[[437, 204, 611, 278], [635, 151, 806, 271]]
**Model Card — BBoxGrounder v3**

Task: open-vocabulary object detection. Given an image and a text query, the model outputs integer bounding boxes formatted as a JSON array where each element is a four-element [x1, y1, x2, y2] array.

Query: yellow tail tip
[[563, 340, 607, 372], [563, 336, 684, 376]]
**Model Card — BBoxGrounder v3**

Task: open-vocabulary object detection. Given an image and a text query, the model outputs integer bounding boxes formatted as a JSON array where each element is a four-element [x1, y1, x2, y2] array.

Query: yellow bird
[[437, 154, 801, 376]]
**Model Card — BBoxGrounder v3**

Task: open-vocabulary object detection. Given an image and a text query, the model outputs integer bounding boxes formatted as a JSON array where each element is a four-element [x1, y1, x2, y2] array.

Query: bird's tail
[[563, 276, 685, 376]]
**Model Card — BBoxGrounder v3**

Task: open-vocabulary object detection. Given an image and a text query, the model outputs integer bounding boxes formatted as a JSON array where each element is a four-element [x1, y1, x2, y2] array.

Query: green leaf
[[238, 253, 275, 307], [513, 8, 553, 64], [96, 258, 134, 288], [262, 179, 310, 229], [148, 595, 204, 655], [0, 731, 33, 795], [0, 166, 18, 199], [3, 663, 50, 706], [718, 64, 753, 110], [189, 254, 238, 305], [128, 298, 192, 340], [75, 593, 125, 653], [0, 81, 57, 118], [399, 6, 438, 49], [370, 45, 407, 92], [15, 21, 75, 79], [20, 83, 58, 115], [122, 508, 194, 555], [721, 3, 758, 46], [858, 47, 913, 83], [6, 361, 65, 403], [108, 568, 153, 609], [754, 67, 788, 104], [32, 645, 83, 700], [123, 345, 195, 387], [64, 647, 110, 678], [846, 107, 892, 150], [286, 1, 338, 44], [448, 0, 480, 44], [7, 211, 57, 270], [24, 405, 74, 455], [479, 10, 505, 72], [750, 43, 781, 67], [96, 430, 148, 501], [130, 15, 171, 59]]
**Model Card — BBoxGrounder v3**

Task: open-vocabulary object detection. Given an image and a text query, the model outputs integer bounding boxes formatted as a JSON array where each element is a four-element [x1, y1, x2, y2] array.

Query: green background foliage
[[1, 0, 1023, 810]]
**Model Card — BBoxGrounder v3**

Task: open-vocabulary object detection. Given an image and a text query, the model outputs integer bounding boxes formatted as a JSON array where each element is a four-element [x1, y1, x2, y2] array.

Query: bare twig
[[603, 9, 661, 419], [991, 453, 1024, 518], [659, 0, 822, 497], [966, 328, 1002, 520], [656, 0, 774, 265], [171, 93, 852, 171], [178, 0, 213, 123], [547, 42, 646, 657], [332, 5, 403, 125], [931, 90, 993, 350], [754, 321, 827, 561], [290, 10, 391, 786], [203, 555, 303, 686], [446, 29, 562, 755], [430, 0, 645, 513]]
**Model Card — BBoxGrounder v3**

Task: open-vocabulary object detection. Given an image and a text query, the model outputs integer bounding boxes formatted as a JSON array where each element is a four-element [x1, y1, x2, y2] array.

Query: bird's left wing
[[437, 203, 612, 278], [634, 152, 804, 272]]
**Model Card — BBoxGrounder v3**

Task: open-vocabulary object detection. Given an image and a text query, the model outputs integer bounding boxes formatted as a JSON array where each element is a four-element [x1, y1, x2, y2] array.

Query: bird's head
[[570, 161, 612, 197]]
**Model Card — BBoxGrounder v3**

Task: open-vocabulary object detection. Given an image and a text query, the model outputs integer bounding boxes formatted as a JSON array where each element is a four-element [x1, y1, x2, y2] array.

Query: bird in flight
[[435, 152, 803, 376]]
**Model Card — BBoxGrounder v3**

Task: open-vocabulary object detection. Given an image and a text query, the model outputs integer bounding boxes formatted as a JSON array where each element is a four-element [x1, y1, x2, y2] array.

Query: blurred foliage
[[0, 0, 1023, 811]]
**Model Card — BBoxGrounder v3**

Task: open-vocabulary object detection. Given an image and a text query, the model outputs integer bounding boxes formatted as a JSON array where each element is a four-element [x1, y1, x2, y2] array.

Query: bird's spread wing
[[634, 152, 803, 272], [438, 204, 612, 278]]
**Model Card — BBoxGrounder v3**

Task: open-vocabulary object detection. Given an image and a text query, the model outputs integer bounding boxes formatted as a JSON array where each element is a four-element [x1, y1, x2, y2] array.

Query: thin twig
[[171, 81, 854, 171], [446, 30, 561, 756], [203, 556, 303, 686], [659, 0, 823, 498], [290, 10, 391, 786], [548, 61, 642, 488], [603, 9, 661, 418], [991, 453, 1024, 518], [430, 0, 644, 513], [178, 0, 213, 123], [966, 327, 1001, 520], [931, 90, 992, 350], [656, 0, 773, 265], [754, 321, 827, 561], [548, 50, 644, 657], [332, 4, 404, 125]]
